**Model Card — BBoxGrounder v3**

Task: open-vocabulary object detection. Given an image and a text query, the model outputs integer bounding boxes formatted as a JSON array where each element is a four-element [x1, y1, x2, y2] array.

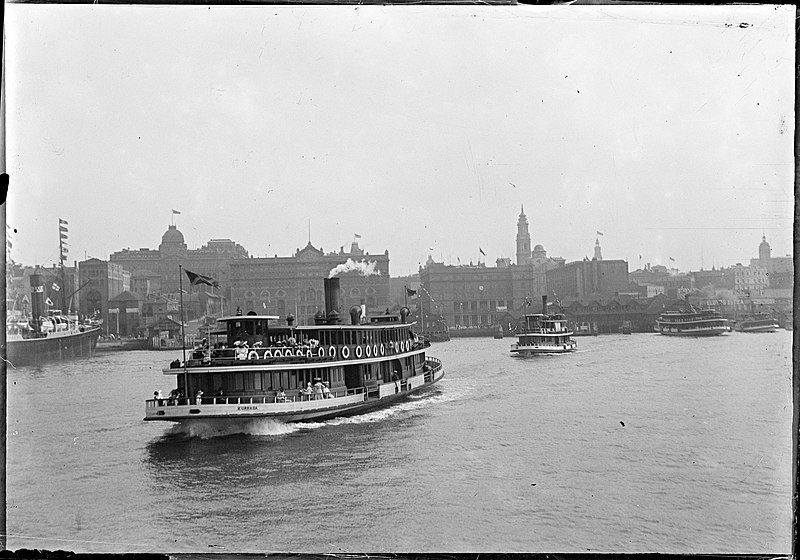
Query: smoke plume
[[328, 258, 381, 278]]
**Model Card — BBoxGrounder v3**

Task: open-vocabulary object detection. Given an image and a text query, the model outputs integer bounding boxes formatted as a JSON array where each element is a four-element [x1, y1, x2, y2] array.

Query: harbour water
[[6, 332, 793, 553]]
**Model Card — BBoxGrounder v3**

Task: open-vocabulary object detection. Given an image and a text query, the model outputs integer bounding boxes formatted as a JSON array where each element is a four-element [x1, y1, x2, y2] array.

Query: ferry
[[144, 277, 444, 424], [656, 302, 729, 336], [733, 313, 780, 333], [6, 273, 101, 367], [510, 296, 577, 356]]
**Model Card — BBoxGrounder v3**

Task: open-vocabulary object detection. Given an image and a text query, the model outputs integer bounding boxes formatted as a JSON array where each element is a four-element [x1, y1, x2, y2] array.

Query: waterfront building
[[77, 258, 130, 324], [733, 262, 769, 297], [228, 240, 390, 325], [560, 294, 670, 333], [110, 225, 249, 300], [419, 208, 565, 330], [750, 235, 793, 289], [107, 291, 143, 337], [545, 255, 629, 300]]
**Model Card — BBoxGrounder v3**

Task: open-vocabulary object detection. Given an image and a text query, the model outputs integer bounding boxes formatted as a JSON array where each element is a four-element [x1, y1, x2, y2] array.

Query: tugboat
[[656, 298, 729, 336], [510, 296, 577, 356], [144, 277, 444, 424], [733, 313, 780, 333], [6, 273, 101, 367]]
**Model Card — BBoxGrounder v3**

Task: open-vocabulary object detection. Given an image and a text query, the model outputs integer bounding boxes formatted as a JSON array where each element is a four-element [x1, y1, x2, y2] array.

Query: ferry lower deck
[[145, 357, 443, 423]]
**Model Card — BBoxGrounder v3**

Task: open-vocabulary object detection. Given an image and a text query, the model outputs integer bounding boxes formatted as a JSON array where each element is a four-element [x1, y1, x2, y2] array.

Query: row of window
[[452, 301, 513, 312], [241, 287, 378, 299], [193, 367, 345, 395]]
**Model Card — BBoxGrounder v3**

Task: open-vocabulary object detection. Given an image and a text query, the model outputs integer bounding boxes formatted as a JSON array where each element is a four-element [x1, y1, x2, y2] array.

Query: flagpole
[[179, 264, 186, 368], [404, 285, 408, 309]]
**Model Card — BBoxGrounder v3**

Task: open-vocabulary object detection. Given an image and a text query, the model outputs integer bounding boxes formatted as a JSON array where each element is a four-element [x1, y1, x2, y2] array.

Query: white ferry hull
[[657, 326, 729, 336], [144, 364, 444, 424], [510, 342, 577, 356], [734, 323, 779, 333]]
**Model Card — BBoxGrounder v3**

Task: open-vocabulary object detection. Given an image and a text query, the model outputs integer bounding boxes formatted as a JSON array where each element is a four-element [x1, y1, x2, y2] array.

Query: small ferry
[[510, 296, 577, 356], [733, 313, 780, 333], [144, 277, 444, 424], [656, 301, 729, 336]]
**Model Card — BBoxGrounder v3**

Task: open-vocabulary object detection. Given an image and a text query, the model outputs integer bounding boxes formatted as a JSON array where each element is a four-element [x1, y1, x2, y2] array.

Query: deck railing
[[146, 385, 367, 408], [177, 339, 430, 368]]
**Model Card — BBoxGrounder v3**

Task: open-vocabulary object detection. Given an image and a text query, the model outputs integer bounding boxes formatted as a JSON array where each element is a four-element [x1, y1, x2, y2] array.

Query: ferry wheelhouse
[[510, 296, 577, 356], [144, 277, 444, 424], [656, 302, 729, 336]]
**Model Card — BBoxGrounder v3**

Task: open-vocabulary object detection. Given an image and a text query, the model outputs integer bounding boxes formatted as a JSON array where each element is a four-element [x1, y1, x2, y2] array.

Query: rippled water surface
[[6, 332, 794, 553]]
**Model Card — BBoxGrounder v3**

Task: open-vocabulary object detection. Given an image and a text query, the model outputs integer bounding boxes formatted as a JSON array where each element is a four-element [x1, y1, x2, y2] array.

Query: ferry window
[[244, 373, 255, 391], [234, 373, 244, 391], [253, 372, 262, 391]]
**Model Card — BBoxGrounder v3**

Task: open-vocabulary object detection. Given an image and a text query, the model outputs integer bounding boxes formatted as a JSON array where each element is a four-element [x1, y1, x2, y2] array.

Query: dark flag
[[185, 269, 220, 288], [479, 248, 486, 256], [406, 287, 417, 296]]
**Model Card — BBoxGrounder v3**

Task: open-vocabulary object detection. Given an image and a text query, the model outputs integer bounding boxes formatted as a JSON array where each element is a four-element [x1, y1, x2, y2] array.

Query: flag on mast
[[479, 248, 486, 256], [354, 233, 362, 239], [59, 219, 68, 225], [405, 287, 417, 296], [596, 231, 604, 236], [184, 269, 220, 288], [172, 209, 181, 215]]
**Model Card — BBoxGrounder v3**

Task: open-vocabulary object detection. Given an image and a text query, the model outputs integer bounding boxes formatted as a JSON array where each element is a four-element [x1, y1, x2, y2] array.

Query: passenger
[[313, 379, 324, 400], [277, 388, 286, 402], [214, 387, 225, 397], [195, 390, 203, 405], [303, 382, 313, 399], [322, 381, 332, 399]]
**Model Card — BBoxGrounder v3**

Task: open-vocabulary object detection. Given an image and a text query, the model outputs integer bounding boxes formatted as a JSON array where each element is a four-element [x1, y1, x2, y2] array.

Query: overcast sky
[[5, 4, 795, 277]]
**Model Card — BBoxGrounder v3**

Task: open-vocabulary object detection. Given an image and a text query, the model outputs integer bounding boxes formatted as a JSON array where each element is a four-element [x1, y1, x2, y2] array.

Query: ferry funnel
[[400, 306, 409, 323], [324, 277, 341, 324], [349, 306, 362, 325], [30, 273, 45, 322]]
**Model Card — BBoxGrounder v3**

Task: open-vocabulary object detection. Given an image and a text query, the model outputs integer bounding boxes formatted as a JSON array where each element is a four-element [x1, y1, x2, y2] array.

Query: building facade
[[228, 241, 391, 325], [110, 225, 249, 300], [77, 258, 130, 325], [545, 257, 629, 300]]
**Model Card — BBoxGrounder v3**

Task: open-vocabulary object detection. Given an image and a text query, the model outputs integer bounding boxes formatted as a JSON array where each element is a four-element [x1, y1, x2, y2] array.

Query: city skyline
[[5, 5, 795, 277]]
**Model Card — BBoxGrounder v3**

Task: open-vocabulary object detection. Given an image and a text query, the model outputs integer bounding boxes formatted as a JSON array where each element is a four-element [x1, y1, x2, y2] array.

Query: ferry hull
[[144, 362, 444, 424], [734, 324, 779, 333], [511, 343, 577, 356], [5, 327, 101, 367], [657, 327, 728, 337]]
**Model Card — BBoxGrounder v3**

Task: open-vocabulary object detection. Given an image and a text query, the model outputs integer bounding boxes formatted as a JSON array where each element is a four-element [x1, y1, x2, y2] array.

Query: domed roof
[[161, 225, 185, 246], [533, 244, 545, 251]]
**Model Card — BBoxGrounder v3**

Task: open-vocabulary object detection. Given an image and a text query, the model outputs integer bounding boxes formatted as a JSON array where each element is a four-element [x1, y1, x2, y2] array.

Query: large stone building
[[545, 245, 629, 300], [418, 208, 565, 329], [750, 234, 793, 290], [228, 240, 391, 325], [109, 225, 249, 299], [77, 258, 130, 325]]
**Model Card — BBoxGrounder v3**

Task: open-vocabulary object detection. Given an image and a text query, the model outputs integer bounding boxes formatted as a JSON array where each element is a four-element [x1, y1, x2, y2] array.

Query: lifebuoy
[[379, 344, 385, 356], [247, 350, 258, 360], [318, 348, 325, 358], [274, 349, 283, 357], [341, 346, 350, 359], [405, 340, 410, 352], [264, 349, 272, 358], [355, 345, 363, 358], [284, 348, 294, 357], [373, 344, 378, 357], [329, 346, 336, 358], [365, 345, 372, 357], [306, 349, 313, 359]]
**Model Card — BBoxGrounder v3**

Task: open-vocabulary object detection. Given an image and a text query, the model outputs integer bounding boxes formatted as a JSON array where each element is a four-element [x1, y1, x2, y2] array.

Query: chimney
[[349, 306, 362, 325], [30, 273, 45, 326], [324, 277, 341, 324], [400, 306, 409, 323], [542, 295, 548, 316]]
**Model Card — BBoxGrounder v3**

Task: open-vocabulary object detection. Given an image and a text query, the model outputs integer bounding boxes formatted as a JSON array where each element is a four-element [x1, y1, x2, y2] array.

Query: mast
[[179, 264, 186, 367]]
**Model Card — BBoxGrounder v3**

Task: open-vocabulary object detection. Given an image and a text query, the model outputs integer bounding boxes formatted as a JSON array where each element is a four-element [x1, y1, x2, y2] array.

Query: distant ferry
[[510, 296, 577, 356], [144, 277, 444, 424], [656, 302, 729, 336], [6, 273, 101, 367], [733, 314, 780, 333]]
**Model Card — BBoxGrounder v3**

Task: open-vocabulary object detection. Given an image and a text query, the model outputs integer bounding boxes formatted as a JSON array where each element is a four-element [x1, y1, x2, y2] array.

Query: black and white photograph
[[2, 2, 795, 554]]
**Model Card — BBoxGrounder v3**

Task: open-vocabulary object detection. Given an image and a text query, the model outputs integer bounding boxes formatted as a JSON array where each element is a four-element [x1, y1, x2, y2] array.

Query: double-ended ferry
[[144, 277, 444, 424], [510, 296, 577, 356]]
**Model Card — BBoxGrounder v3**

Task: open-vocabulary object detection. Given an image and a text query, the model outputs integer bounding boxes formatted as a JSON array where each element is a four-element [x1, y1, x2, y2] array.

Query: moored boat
[[144, 277, 444, 424], [510, 296, 577, 356], [733, 314, 780, 333], [5, 273, 101, 367], [656, 301, 729, 336]]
